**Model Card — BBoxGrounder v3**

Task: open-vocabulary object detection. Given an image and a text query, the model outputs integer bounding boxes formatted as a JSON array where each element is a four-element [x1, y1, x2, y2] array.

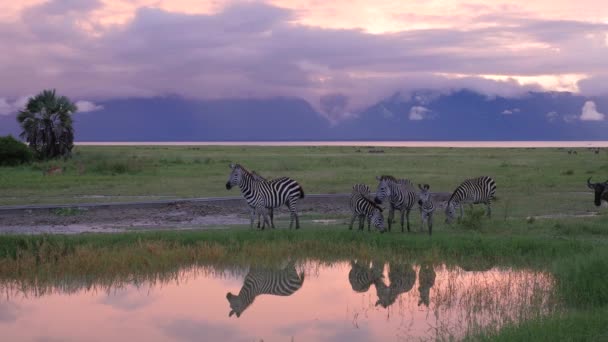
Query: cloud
[[409, 106, 432, 120], [546, 111, 558, 122], [580, 100, 605, 121], [502, 108, 520, 115], [99, 287, 156, 311], [161, 319, 246, 342], [0, 96, 31, 115], [75, 100, 103, 112], [0, 2, 608, 122]]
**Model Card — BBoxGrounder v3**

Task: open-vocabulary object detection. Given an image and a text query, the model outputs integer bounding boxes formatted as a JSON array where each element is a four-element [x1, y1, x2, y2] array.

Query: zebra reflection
[[374, 263, 416, 308], [348, 260, 383, 293], [226, 263, 305, 317], [418, 263, 436, 307]]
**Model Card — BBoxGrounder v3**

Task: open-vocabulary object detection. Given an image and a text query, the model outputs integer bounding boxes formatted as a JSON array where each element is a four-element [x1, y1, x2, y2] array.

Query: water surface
[[0, 261, 557, 341]]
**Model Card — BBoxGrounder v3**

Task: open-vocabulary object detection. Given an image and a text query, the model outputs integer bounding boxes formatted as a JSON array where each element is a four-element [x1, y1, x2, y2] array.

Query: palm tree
[[17, 89, 77, 159]]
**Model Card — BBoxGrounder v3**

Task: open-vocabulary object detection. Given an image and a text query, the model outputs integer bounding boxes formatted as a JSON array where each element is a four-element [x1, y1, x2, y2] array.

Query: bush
[[0, 135, 33, 166]]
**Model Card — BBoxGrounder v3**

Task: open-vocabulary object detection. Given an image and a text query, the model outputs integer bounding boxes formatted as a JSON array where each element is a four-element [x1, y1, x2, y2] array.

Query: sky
[[0, 0, 607, 121]]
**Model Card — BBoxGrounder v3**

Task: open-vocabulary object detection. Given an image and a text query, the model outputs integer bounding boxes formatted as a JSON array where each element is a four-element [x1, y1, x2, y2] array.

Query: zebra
[[374, 175, 417, 232], [251, 171, 275, 228], [348, 260, 384, 293], [417, 184, 435, 236], [349, 183, 373, 231], [226, 262, 305, 317], [374, 263, 416, 308], [349, 188, 386, 232], [418, 263, 436, 307], [445, 176, 497, 224], [587, 177, 608, 207], [226, 163, 305, 229]]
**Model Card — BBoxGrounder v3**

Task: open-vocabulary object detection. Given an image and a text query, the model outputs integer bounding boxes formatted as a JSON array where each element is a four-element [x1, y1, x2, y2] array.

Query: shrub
[[0, 135, 33, 166]]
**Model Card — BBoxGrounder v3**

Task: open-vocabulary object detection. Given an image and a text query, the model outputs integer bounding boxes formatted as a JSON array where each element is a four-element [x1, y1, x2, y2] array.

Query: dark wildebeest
[[587, 177, 608, 207]]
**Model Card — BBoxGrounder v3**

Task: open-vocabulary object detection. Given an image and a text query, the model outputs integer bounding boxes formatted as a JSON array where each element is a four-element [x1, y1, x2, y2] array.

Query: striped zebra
[[445, 176, 497, 224], [227, 263, 305, 317], [418, 263, 436, 307], [349, 183, 373, 231], [417, 184, 435, 236], [251, 171, 275, 228], [226, 163, 305, 229], [349, 188, 386, 232], [348, 260, 384, 293], [374, 175, 417, 232], [374, 263, 416, 308]]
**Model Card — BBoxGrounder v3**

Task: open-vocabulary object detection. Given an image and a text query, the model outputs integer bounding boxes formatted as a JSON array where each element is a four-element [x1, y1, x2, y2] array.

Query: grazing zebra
[[349, 189, 386, 233], [445, 176, 497, 224], [348, 260, 384, 293], [226, 163, 305, 229], [374, 175, 417, 232], [418, 263, 436, 307], [349, 183, 373, 231], [226, 262, 305, 317], [587, 177, 608, 207], [417, 184, 435, 236], [374, 263, 416, 308], [251, 171, 275, 228]]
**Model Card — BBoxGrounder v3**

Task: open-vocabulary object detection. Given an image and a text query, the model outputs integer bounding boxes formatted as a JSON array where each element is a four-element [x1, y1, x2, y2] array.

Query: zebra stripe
[[226, 164, 305, 229], [417, 184, 435, 236], [374, 263, 416, 308], [349, 187, 386, 232], [374, 175, 417, 232], [418, 263, 436, 307], [445, 176, 497, 223], [251, 171, 275, 228], [348, 260, 384, 293], [227, 263, 305, 317]]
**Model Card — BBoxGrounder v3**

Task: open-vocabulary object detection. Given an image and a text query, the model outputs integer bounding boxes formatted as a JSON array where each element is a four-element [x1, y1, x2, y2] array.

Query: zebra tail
[[299, 186, 305, 198]]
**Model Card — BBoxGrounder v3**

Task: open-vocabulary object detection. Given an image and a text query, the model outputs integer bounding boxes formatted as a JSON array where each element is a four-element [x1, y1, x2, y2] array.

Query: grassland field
[[1, 145, 608, 340]]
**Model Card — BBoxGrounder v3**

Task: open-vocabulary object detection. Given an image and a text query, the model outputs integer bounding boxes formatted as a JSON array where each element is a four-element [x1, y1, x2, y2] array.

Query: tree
[[17, 89, 77, 159]]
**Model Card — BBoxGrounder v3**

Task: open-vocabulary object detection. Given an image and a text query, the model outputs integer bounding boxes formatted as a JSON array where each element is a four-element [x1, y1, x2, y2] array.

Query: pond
[[0, 261, 557, 341]]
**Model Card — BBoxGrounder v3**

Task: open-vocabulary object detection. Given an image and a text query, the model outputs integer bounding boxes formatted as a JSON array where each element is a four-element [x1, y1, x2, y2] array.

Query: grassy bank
[[0, 146, 606, 219]]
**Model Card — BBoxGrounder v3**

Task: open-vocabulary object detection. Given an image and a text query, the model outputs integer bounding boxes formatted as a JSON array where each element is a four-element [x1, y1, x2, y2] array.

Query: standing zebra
[[349, 183, 373, 231], [374, 175, 417, 232], [417, 184, 435, 236], [226, 263, 305, 317], [348, 260, 384, 293], [349, 188, 386, 233], [445, 176, 497, 224], [226, 163, 305, 229], [251, 171, 274, 228], [418, 263, 436, 307]]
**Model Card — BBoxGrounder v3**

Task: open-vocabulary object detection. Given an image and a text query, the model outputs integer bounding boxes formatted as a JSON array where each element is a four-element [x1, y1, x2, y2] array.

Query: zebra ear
[[229, 310, 235, 317], [226, 292, 233, 299], [376, 176, 381, 181], [424, 184, 430, 190], [418, 183, 424, 190], [375, 300, 381, 307], [229, 163, 235, 169]]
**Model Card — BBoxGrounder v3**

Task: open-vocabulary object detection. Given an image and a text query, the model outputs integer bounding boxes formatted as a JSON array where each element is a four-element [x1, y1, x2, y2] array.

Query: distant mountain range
[[1, 90, 607, 141]]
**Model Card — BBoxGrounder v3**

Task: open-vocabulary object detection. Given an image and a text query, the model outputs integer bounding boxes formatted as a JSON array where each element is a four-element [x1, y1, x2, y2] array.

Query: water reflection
[[0, 261, 557, 341], [226, 262, 305, 318]]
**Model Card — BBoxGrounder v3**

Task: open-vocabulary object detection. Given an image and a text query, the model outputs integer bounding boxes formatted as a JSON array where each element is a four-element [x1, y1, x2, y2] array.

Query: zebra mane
[[362, 195, 383, 212], [378, 175, 397, 182], [234, 164, 254, 176]]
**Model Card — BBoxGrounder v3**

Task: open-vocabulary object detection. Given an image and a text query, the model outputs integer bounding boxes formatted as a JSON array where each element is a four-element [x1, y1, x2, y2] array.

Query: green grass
[[0, 146, 605, 219]]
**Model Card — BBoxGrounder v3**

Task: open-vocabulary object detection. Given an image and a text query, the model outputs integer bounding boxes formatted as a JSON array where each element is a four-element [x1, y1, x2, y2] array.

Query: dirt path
[[0, 196, 352, 234]]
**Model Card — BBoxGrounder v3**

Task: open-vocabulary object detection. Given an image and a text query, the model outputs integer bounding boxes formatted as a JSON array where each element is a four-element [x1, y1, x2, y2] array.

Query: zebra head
[[417, 184, 431, 207], [226, 292, 245, 318], [374, 176, 392, 204], [370, 207, 386, 233], [226, 163, 244, 190], [444, 201, 457, 224], [587, 177, 608, 207]]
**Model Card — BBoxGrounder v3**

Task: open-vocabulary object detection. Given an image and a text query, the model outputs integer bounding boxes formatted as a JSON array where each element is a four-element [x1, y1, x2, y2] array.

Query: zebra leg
[[367, 215, 371, 232], [349, 214, 357, 230], [458, 204, 464, 223], [428, 214, 433, 236], [388, 207, 395, 232], [404, 209, 411, 233], [287, 199, 300, 229], [249, 208, 256, 229], [486, 202, 492, 218], [358, 215, 365, 231], [270, 208, 275, 228]]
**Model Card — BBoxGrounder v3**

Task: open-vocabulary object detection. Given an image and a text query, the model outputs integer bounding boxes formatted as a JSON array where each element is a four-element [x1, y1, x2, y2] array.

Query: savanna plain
[[0, 146, 607, 341]]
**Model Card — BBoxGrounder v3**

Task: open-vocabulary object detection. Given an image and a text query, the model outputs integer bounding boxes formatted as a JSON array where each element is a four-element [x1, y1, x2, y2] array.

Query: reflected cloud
[[277, 319, 372, 342], [0, 301, 19, 323], [99, 286, 157, 311], [161, 319, 245, 342]]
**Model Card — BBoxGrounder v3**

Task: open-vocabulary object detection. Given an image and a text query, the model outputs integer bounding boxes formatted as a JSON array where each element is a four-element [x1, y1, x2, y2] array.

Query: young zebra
[[226, 263, 305, 317], [348, 260, 384, 293], [349, 188, 386, 233], [226, 163, 305, 229], [445, 176, 497, 224], [417, 184, 435, 236], [251, 171, 274, 228], [349, 183, 373, 231], [374, 175, 417, 232]]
